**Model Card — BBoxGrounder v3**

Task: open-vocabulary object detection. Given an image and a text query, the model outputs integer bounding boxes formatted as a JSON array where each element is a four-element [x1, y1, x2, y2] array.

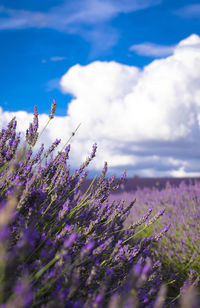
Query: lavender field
[[107, 181, 200, 298], [79, 177, 200, 195], [0, 103, 199, 307]]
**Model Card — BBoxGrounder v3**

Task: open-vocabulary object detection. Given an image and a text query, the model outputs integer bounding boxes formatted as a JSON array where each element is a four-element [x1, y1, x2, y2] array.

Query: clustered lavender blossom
[[0, 103, 199, 307]]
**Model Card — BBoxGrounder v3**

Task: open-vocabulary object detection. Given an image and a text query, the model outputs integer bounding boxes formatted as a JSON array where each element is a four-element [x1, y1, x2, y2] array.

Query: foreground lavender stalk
[[0, 103, 199, 307]]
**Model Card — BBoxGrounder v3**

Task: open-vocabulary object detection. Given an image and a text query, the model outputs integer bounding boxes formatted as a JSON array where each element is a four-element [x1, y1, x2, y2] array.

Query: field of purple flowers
[[108, 180, 200, 305], [0, 101, 199, 307]]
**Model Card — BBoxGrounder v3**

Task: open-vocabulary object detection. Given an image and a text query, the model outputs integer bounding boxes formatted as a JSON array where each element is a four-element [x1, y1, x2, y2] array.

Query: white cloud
[[50, 56, 66, 62], [170, 166, 200, 178], [129, 42, 175, 57], [109, 0, 162, 13], [60, 34, 200, 142], [0, 0, 162, 54], [45, 78, 61, 92], [129, 35, 200, 58], [174, 4, 200, 18], [1, 34, 200, 178], [0, 0, 162, 30]]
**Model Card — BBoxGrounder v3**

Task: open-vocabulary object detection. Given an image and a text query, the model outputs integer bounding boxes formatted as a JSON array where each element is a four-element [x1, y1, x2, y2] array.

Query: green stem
[[60, 123, 81, 153], [34, 123, 82, 176], [30, 254, 60, 283], [32, 118, 51, 150], [42, 199, 54, 215]]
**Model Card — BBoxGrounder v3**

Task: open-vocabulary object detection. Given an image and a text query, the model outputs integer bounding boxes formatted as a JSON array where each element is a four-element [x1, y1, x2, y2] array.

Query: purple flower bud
[[49, 99, 57, 119]]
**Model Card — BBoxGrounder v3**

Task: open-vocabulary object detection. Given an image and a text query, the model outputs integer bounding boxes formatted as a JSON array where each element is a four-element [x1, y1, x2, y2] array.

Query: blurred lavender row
[[79, 177, 200, 195]]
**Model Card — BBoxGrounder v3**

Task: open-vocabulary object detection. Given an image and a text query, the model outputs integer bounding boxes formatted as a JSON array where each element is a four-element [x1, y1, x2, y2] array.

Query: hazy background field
[[78, 177, 200, 195]]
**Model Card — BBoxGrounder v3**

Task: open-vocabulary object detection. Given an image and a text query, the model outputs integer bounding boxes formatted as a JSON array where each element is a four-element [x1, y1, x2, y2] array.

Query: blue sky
[[0, 0, 200, 178]]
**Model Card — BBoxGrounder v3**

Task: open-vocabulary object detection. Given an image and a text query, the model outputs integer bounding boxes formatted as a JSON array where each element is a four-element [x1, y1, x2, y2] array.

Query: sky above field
[[0, 0, 200, 178]]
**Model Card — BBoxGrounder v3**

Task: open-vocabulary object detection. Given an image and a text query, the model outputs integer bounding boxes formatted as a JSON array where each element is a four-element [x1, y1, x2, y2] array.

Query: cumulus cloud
[[1, 34, 200, 177], [59, 34, 200, 177]]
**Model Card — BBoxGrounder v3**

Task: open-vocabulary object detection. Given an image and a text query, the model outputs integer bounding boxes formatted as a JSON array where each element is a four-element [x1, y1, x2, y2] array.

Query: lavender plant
[[108, 182, 200, 306], [0, 103, 169, 308]]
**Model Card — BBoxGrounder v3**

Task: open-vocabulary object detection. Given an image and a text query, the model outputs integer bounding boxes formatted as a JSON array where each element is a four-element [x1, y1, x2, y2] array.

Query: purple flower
[[49, 99, 57, 119], [64, 233, 77, 249]]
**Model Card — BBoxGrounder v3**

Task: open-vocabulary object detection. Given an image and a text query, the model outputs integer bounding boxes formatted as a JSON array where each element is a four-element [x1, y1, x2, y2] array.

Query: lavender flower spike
[[49, 99, 57, 119]]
